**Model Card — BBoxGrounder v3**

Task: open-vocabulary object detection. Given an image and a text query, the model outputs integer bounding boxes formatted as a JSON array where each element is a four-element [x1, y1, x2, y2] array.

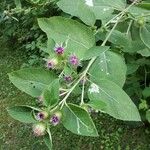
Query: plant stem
[[59, 0, 138, 109], [126, 20, 133, 35]]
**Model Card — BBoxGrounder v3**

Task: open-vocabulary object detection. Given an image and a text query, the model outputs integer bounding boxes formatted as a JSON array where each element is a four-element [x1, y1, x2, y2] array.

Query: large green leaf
[[38, 17, 95, 58], [43, 79, 59, 107], [62, 103, 98, 137], [140, 25, 150, 49], [7, 106, 37, 123], [88, 79, 141, 121], [89, 51, 127, 87], [8, 68, 56, 97], [57, 0, 126, 25], [82, 46, 109, 60]]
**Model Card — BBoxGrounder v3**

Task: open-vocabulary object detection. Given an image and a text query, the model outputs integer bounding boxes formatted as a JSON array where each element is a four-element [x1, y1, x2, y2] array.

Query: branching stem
[[58, 0, 138, 109]]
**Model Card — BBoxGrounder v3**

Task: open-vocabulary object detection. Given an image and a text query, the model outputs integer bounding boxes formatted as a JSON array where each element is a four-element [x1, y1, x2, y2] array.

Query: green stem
[[59, 0, 138, 109]]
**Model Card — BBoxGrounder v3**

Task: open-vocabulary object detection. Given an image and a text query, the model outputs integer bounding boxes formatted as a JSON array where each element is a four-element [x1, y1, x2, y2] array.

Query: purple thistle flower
[[33, 123, 46, 137], [50, 112, 62, 126], [64, 75, 72, 82], [54, 45, 65, 55], [69, 55, 79, 66]]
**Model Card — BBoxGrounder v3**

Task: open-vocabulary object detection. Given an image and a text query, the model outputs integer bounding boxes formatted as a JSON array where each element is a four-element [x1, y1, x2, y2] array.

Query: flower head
[[54, 44, 65, 55], [46, 58, 58, 69], [36, 111, 48, 121], [69, 55, 79, 66], [33, 123, 46, 137], [50, 111, 62, 126], [64, 75, 72, 82]]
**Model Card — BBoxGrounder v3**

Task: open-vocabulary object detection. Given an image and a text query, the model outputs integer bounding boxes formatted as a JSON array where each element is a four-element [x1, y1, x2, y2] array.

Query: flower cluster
[[45, 43, 80, 71], [33, 110, 62, 137]]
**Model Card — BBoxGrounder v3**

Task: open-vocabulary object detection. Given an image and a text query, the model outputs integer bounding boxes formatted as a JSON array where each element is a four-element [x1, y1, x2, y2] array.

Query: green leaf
[[89, 51, 127, 87], [57, 0, 126, 25], [7, 106, 37, 123], [8, 68, 56, 97], [140, 25, 150, 49], [91, 0, 126, 20], [14, 0, 22, 9], [139, 99, 148, 110], [88, 100, 107, 111], [128, 6, 150, 17], [62, 103, 98, 137], [82, 46, 109, 60], [44, 128, 52, 150], [43, 79, 59, 107], [126, 63, 139, 75], [88, 80, 141, 121], [38, 17, 95, 58], [137, 48, 150, 57], [142, 87, 150, 98], [146, 110, 150, 123], [57, 0, 96, 26], [137, 2, 150, 10]]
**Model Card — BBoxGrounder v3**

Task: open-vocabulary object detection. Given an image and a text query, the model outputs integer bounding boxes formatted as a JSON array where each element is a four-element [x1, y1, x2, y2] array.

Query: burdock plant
[[7, 0, 150, 149]]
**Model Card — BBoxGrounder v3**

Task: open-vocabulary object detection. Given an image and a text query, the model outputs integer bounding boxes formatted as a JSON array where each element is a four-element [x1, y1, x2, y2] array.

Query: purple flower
[[69, 55, 79, 66], [50, 112, 62, 126], [64, 75, 72, 82], [46, 58, 58, 69], [33, 123, 46, 137], [36, 111, 48, 121], [54, 45, 65, 55]]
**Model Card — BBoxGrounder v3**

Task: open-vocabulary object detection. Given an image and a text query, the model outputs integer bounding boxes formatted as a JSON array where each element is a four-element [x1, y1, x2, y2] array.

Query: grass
[[1, 38, 150, 150]]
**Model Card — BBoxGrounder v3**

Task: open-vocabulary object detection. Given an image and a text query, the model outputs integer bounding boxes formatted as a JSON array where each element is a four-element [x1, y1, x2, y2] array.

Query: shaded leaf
[[146, 110, 150, 123], [43, 79, 59, 107], [140, 25, 150, 49], [7, 106, 37, 123], [142, 87, 150, 98]]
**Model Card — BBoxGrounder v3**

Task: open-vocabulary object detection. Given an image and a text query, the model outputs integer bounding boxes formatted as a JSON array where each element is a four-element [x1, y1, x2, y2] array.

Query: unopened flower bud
[[36, 111, 49, 121], [50, 111, 62, 126], [33, 123, 46, 137], [137, 17, 145, 27], [46, 58, 58, 69]]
